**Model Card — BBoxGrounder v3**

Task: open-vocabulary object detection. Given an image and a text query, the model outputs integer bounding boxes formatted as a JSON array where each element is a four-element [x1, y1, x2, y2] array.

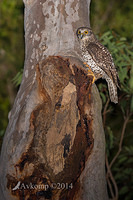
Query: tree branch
[[109, 114, 130, 169], [106, 154, 118, 200]]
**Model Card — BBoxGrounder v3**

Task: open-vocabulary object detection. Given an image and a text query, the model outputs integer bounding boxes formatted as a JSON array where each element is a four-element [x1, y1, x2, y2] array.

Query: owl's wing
[[87, 42, 119, 87]]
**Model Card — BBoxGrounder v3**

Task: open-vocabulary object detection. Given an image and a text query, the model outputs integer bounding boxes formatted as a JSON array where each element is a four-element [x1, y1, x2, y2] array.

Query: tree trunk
[[0, 0, 109, 200]]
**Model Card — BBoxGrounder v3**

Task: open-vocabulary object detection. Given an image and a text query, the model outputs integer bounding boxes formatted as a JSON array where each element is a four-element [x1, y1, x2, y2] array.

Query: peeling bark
[[0, 0, 109, 200]]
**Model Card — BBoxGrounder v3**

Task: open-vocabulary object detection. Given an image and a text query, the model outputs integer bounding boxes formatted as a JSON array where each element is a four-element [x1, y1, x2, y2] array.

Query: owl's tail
[[106, 77, 118, 104]]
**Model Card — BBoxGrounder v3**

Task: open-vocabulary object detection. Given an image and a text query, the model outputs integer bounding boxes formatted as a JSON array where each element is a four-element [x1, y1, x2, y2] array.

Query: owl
[[76, 27, 120, 103]]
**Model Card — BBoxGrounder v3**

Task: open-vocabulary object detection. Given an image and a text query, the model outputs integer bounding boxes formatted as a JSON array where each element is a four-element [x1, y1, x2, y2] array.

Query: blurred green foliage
[[12, 69, 23, 86], [113, 146, 133, 200], [0, 0, 133, 199], [0, 0, 24, 145], [91, 0, 133, 40], [99, 31, 133, 106], [0, 0, 24, 66], [99, 31, 133, 200]]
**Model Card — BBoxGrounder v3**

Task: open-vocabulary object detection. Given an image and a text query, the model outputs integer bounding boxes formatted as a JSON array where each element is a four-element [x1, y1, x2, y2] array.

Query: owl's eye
[[78, 30, 81, 34], [84, 31, 88, 34]]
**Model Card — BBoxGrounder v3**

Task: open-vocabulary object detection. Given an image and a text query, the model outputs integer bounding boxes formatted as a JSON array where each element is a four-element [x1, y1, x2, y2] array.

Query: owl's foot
[[83, 62, 89, 68], [83, 62, 96, 84]]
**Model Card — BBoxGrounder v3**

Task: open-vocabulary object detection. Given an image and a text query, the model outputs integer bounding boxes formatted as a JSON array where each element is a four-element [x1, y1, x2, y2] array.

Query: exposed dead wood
[[5, 56, 94, 200]]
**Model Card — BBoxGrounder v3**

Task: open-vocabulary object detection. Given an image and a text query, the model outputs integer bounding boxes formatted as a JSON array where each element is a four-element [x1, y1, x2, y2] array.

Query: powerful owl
[[76, 27, 120, 103]]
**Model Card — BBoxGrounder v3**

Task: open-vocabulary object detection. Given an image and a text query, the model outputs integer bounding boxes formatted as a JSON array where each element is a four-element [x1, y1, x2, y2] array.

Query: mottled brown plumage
[[76, 27, 120, 103]]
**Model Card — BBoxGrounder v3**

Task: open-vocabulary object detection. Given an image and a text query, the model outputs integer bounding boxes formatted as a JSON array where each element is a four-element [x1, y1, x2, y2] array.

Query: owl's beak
[[80, 34, 83, 39]]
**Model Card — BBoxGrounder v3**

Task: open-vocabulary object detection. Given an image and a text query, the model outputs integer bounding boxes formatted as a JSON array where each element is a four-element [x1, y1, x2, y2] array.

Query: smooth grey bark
[[0, 0, 109, 199]]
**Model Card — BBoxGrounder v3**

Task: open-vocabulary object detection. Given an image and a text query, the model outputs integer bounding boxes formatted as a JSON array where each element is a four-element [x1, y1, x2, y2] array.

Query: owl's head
[[76, 27, 94, 42]]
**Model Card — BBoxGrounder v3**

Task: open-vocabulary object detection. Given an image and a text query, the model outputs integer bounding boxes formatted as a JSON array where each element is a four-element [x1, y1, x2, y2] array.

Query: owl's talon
[[83, 62, 90, 68], [91, 75, 95, 84], [83, 63, 92, 71], [83, 62, 88, 67], [87, 70, 95, 84], [83, 63, 95, 83]]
